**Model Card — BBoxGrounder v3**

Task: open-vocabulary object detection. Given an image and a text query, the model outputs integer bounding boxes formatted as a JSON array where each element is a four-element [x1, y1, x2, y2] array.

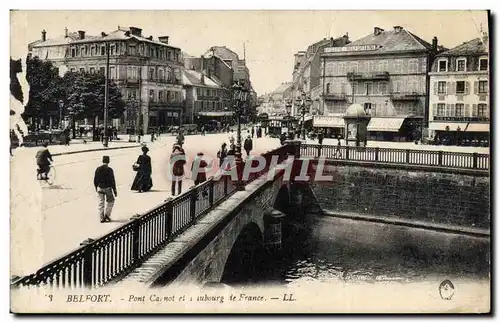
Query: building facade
[[428, 35, 489, 145], [182, 68, 232, 128], [292, 35, 350, 116], [319, 26, 443, 141], [29, 27, 184, 133]]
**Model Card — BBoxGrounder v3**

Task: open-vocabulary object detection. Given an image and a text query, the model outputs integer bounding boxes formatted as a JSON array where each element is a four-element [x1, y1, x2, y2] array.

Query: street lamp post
[[285, 100, 293, 140], [297, 92, 312, 140], [232, 81, 248, 191], [103, 42, 110, 148], [58, 100, 64, 129]]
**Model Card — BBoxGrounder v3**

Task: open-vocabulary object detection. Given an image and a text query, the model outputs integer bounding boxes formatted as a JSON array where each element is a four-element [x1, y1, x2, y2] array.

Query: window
[[100, 46, 106, 56], [84, 46, 88, 56], [438, 59, 447, 72], [456, 81, 465, 94], [378, 60, 389, 72], [392, 81, 401, 93], [80, 46, 85, 56], [477, 104, 488, 117], [456, 58, 466, 72], [369, 61, 376, 72], [110, 45, 115, 55], [478, 80, 488, 93], [479, 58, 488, 71], [149, 68, 155, 80], [167, 91, 171, 101], [129, 45, 137, 55], [352, 82, 358, 95], [149, 90, 155, 102], [326, 83, 331, 94], [159, 91, 163, 102], [365, 82, 373, 95], [196, 88, 201, 96], [167, 51, 172, 60], [109, 66, 116, 79], [338, 63, 346, 74], [394, 60, 403, 73], [409, 59, 418, 73], [89, 67, 95, 74], [79, 68, 85, 73], [159, 69, 164, 80], [364, 103, 372, 113], [455, 103, 464, 117], [70, 68, 75, 73], [437, 103, 445, 116], [378, 82, 388, 94], [350, 62, 358, 73], [90, 46, 95, 56], [438, 81, 446, 94], [99, 67, 105, 74]]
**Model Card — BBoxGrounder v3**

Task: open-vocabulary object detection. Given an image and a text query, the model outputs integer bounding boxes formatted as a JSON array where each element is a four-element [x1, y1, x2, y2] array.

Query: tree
[[23, 55, 62, 126], [62, 71, 125, 132]]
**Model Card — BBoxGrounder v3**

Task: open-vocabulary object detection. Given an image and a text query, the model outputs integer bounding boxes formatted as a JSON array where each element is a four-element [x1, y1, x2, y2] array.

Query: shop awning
[[367, 117, 406, 132], [313, 116, 344, 128], [198, 111, 234, 117], [429, 122, 490, 132]]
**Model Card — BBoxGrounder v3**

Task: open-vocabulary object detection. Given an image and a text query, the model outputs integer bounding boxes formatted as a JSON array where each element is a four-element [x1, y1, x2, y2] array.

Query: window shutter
[[452, 81, 457, 94], [474, 81, 479, 94], [465, 104, 470, 117], [446, 82, 452, 95], [465, 81, 470, 95], [433, 81, 438, 95], [450, 104, 455, 117], [432, 103, 437, 116], [472, 104, 478, 117]]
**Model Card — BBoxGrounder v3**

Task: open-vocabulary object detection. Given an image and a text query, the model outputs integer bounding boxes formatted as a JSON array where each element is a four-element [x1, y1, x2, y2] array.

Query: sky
[[10, 10, 489, 95]]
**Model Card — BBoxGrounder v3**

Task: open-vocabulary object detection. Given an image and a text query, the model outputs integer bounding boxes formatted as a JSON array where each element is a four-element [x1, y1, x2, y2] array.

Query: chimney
[[101, 32, 107, 37], [432, 36, 438, 51], [129, 27, 142, 37], [41, 29, 46, 41], [393, 26, 403, 33], [147, 36, 153, 41], [158, 36, 169, 44], [330, 37, 334, 46], [64, 27, 68, 38], [374, 27, 383, 36], [78, 30, 85, 40]]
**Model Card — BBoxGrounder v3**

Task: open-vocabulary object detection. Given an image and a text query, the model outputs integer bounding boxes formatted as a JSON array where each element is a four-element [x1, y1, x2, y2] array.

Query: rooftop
[[181, 68, 221, 88], [436, 37, 488, 57]]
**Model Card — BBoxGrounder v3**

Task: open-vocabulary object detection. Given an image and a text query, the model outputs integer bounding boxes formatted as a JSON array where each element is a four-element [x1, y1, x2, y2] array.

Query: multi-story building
[[428, 34, 489, 145], [182, 67, 232, 127], [257, 82, 294, 116], [292, 35, 350, 116], [29, 26, 184, 133], [319, 26, 443, 141]]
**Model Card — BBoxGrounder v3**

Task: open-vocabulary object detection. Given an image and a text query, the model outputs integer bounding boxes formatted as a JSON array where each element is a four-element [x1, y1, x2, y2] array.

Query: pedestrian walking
[[176, 130, 185, 147], [131, 146, 153, 193], [317, 131, 324, 157], [244, 135, 253, 157], [170, 144, 186, 196], [192, 152, 209, 197], [93, 156, 117, 223], [251, 127, 255, 138], [217, 142, 228, 167], [334, 137, 342, 158], [64, 127, 70, 146]]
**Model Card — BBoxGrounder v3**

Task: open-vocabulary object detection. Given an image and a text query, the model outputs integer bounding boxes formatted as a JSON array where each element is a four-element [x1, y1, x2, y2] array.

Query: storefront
[[429, 122, 490, 146], [197, 111, 234, 131], [367, 117, 407, 141], [312, 115, 345, 138]]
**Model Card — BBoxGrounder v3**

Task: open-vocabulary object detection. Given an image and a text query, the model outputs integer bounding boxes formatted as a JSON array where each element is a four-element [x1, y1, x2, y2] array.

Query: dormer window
[[479, 57, 488, 71], [456, 58, 466, 72], [438, 59, 448, 72]]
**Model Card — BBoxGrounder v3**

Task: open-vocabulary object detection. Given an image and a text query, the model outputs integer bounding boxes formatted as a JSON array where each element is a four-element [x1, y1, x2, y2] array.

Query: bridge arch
[[220, 222, 267, 285], [273, 185, 290, 213]]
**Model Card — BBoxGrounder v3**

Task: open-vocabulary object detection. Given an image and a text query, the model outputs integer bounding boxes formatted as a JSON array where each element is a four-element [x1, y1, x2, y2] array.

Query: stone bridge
[[119, 158, 299, 287]]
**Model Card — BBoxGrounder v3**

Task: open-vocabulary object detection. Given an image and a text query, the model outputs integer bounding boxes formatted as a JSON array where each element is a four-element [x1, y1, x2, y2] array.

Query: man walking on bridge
[[94, 156, 117, 223]]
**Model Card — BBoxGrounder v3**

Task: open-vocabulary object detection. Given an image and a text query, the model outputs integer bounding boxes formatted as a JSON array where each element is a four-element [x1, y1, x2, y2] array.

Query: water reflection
[[253, 215, 490, 286]]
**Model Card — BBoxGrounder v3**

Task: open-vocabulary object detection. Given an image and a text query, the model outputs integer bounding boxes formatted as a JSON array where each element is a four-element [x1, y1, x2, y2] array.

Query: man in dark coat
[[94, 155, 117, 223], [170, 144, 186, 196], [243, 135, 253, 157]]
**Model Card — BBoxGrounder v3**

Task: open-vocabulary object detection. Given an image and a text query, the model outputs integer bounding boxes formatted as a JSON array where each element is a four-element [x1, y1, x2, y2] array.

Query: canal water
[[249, 214, 490, 286]]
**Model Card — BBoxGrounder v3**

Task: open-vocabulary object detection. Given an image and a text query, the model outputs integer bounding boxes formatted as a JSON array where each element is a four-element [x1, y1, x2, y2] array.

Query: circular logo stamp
[[439, 279, 455, 300]]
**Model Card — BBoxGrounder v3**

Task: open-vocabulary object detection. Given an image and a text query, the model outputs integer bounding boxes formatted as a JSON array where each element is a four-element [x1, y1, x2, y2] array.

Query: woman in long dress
[[131, 146, 153, 193]]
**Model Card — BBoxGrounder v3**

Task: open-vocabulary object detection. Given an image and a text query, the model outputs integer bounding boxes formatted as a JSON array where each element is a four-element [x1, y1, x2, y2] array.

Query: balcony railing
[[148, 100, 185, 108], [347, 71, 390, 81], [146, 77, 181, 85], [433, 116, 490, 122], [322, 93, 347, 101], [390, 92, 422, 101]]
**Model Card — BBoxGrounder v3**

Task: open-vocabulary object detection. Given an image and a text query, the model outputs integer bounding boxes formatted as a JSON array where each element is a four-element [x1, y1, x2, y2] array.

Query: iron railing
[[300, 144, 489, 170], [12, 144, 292, 289]]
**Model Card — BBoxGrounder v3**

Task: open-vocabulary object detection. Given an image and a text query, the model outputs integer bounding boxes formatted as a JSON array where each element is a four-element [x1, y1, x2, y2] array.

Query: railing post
[[473, 153, 478, 169], [375, 147, 379, 161], [405, 149, 410, 163], [438, 151, 443, 166], [79, 238, 95, 288], [164, 198, 173, 238], [223, 174, 228, 195], [190, 187, 197, 223], [345, 145, 350, 160], [208, 180, 214, 206], [130, 215, 142, 263]]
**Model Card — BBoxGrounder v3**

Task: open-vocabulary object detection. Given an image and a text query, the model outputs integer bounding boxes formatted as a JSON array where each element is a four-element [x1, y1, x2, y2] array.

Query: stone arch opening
[[273, 185, 290, 213], [220, 222, 267, 285]]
